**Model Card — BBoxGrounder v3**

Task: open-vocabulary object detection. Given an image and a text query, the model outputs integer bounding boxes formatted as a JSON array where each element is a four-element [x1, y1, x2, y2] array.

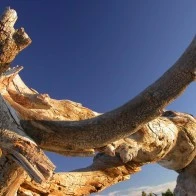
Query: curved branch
[[16, 113, 196, 195], [0, 8, 195, 153], [18, 36, 196, 150], [2, 70, 195, 194], [18, 154, 141, 195], [0, 7, 195, 196], [1, 69, 195, 195]]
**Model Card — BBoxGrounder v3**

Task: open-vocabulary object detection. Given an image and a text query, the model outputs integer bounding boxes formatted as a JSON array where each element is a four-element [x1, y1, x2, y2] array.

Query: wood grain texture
[[0, 7, 195, 196]]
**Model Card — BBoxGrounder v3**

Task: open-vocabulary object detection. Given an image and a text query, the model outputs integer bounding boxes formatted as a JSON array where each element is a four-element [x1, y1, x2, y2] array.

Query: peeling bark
[[0, 8, 55, 193], [0, 155, 25, 196], [18, 154, 141, 195], [1, 69, 195, 195], [12, 112, 196, 195], [0, 94, 55, 186]]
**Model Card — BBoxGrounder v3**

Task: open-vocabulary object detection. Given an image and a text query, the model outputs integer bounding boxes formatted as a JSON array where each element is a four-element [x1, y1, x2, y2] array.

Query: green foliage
[[162, 189, 174, 196], [141, 188, 174, 196], [141, 192, 153, 196], [142, 191, 147, 196]]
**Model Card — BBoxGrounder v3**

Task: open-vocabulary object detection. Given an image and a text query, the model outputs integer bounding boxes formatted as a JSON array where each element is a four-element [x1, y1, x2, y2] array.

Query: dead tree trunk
[[0, 7, 195, 196]]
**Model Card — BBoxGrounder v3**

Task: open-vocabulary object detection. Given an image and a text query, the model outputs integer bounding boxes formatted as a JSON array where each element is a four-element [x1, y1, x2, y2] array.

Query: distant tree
[[142, 191, 147, 196], [162, 189, 174, 196], [148, 193, 153, 196]]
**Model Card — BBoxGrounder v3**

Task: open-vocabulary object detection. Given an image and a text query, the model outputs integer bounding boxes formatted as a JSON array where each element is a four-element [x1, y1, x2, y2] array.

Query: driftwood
[[0, 7, 195, 195]]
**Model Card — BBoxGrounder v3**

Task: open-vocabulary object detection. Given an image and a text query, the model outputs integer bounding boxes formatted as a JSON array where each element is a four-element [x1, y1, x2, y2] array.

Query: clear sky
[[1, 0, 196, 195]]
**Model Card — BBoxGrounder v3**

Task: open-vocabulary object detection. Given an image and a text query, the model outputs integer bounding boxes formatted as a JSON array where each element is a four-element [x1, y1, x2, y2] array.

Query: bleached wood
[[0, 7, 195, 196], [18, 36, 196, 151], [16, 112, 196, 195], [0, 7, 31, 74]]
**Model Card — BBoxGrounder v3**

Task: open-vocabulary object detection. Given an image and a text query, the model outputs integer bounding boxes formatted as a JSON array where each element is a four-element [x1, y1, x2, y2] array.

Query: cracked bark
[[0, 94, 55, 187], [0, 7, 195, 196], [0, 7, 31, 74], [18, 35, 196, 151], [0, 155, 25, 196], [15, 112, 196, 195], [18, 154, 142, 195]]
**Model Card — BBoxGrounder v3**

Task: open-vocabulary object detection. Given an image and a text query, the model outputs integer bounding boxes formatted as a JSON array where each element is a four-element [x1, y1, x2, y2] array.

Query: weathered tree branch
[[158, 112, 196, 170], [0, 8, 55, 192], [4, 35, 195, 153], [0, 93, 55, 185], [18, 154, 141, 195], [2, 69, 195, 194], [17, 37, 195, 151], [0, 154, 25, 195], [15, 112, 196, 195], [0, 7, 31, 74], [99, 111, 196, 171], [0, 7, 195, 196]]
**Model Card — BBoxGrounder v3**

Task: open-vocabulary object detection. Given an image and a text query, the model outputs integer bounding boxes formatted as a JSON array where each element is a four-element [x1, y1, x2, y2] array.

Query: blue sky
[[1, 0, 196, 195]]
